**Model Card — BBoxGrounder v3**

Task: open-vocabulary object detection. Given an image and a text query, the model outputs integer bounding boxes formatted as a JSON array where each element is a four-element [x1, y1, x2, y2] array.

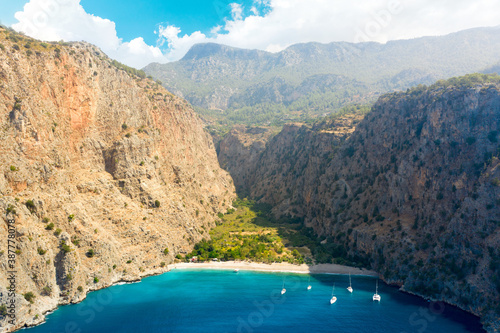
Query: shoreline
[[15, 263, 487, 333], [169, 261, 378, 276]]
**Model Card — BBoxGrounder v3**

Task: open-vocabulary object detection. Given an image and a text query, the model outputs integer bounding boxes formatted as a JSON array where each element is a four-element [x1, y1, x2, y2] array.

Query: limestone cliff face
[[217, 126, 276, 195], [0, 27, 235, 332], [219, 78, 500, 331]]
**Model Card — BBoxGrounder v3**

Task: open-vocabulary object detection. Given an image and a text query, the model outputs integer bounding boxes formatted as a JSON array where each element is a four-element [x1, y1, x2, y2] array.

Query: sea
[[25, 269, 485, 333]]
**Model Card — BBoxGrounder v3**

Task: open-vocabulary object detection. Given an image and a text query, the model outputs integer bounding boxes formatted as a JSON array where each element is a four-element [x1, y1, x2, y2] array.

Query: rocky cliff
[[0, 27, 235, 332], [219, 75, 500, 331]]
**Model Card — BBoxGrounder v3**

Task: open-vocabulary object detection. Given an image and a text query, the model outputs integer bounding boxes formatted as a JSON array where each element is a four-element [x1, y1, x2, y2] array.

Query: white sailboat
[[307, 276, 312, 290], [373, 279, 381, 301], [281, 280, 286, 295], [330, 283, 337, 304], [347, 273, 353, 293], [234, 269, 239, 273]]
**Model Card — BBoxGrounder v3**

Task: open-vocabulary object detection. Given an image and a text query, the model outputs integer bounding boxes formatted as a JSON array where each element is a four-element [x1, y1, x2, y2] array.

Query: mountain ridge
[[145, 26, 500, 125]]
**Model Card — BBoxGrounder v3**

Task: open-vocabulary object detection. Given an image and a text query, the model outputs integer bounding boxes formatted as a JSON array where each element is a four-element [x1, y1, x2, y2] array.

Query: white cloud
[[157, 0, 500, 56], [158, 26, 209, 62], [12, 0, 167, 68], [11, 0, 500, 67], [230, 3, 244, 21]]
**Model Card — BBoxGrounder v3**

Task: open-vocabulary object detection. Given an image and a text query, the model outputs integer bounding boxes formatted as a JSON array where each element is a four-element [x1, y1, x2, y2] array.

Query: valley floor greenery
[[185, 198, 369, 267]]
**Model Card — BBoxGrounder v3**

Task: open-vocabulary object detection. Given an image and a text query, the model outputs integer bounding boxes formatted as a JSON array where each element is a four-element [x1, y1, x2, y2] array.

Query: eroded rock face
[[217, 125, 276, 196], [0, 28, 235, 331], [219, 80, 500, 331]]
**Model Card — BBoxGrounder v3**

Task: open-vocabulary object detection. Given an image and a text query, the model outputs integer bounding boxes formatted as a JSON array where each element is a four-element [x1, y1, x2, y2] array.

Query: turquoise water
[[27, 269, 484, 333]]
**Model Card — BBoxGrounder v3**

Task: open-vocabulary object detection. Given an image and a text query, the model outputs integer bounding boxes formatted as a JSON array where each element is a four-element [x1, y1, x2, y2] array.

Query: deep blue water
[[26, 269, 484, 333]]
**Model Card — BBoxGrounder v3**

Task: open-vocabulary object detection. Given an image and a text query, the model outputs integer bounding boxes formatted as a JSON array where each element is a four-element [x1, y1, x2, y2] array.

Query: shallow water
[[26, 269, 484, 333]]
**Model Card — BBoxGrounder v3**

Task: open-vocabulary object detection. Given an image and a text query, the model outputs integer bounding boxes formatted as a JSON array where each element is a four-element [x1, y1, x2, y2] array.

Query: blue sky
[[79, 0, 269, 46], [1, 0, 268, 45], [3, 0, 500, 68]]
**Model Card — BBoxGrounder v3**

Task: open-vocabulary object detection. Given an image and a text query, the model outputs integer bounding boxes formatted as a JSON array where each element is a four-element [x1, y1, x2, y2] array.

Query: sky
[[1, 0, 500, 69]]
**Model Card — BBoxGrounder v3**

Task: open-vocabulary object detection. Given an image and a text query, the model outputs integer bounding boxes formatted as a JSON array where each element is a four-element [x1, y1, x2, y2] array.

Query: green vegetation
[[189, 198, 368, 266], [6, 204, 16, 215], [60, 241, 71, 253], [54, 228, 62, 236], [68, 214, 75, 222], [86, 249, 95, 258], [0, 304, 7, 316], [23, 292, 35, 304], [77, 286, 83, 292], [10, 165, 18, 171], [25, 200, 35, 212], [93, 277, 99, 283], [71, 236, 80, 246], [45, 223, 54, 230], [155, 200, 161, 208], [163, 247, 169, 255], [42, 286, 51, 296], [37, 248, 46, 255], [432, 73, 500, 89], [110, 60, 146, 79], [187, 199, 301, 263]]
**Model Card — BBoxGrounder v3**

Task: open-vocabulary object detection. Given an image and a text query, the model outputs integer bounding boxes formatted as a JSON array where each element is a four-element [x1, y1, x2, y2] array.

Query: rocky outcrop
[[0, 27, 235, 332], [219, 76, 500, 331]]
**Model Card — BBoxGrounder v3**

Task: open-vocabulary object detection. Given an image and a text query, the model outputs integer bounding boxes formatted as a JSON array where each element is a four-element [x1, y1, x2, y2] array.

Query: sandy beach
[[169, 261, 378, 276]]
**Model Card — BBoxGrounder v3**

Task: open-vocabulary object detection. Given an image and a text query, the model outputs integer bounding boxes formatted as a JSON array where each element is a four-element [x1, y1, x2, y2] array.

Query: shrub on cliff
[[42, 286, 51, 296], [60, 241, 71, 253], [23, 292, 35, 304], [0, 304, 7, 316], [25, 200, 35, 212]]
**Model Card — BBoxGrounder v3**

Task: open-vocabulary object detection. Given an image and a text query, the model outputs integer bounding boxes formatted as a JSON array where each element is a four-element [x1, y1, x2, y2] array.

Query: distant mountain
[[483, 62, 500, 75], [144, 26, 500, 125]]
